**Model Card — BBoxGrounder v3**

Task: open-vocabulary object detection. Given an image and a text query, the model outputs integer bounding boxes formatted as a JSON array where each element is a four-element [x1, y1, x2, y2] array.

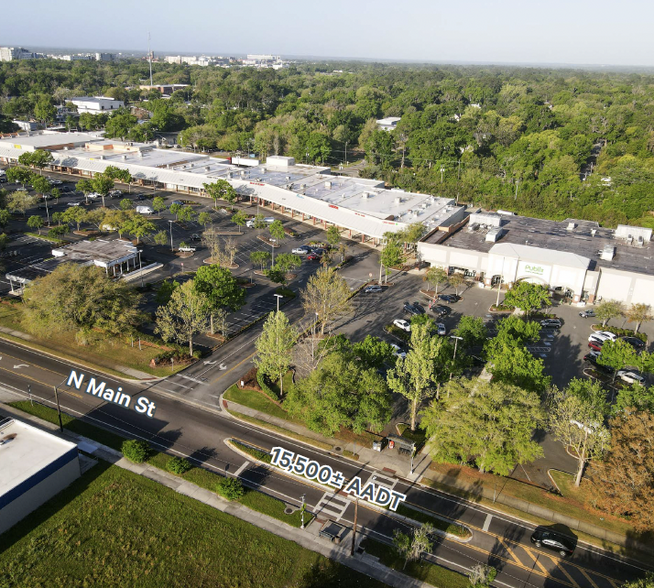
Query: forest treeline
[[2, 58, 654, 227]]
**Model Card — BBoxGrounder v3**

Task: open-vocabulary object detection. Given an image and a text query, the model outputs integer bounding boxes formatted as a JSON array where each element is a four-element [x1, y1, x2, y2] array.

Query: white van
[[136, 206, 154, 215], [246, 217, 275, 228]]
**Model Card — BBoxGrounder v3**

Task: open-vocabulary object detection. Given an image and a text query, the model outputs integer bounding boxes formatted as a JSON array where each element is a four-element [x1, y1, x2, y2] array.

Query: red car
[[307, 253, 322, 261], [588, 339, 604, 352]]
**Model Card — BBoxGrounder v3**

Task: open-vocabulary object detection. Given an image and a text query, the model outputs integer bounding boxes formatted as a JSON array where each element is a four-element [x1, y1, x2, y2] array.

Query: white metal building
[[0, 417, 80, 535], [71, 97, 125, 115]]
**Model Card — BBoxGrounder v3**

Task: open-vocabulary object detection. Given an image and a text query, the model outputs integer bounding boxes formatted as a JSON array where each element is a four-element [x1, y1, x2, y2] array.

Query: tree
[[503, 281, 551, 315], [19, 149, 53, 174], [597, 339, 637, 383], [27, 215, 44, 234], [284, 351, 392, 435], [90, 173, 115, 207], [7, 190, 38, 216], [152, 196, 167, 213], [203, 179, 237, 210], [76, 178, 94, 202], [0, 209, 12, 227], [448, 273, 467, 296], [468, 564, 498, 588], [424, 266, 448, 299], [302, 266, 353, 335], [380, 233, 404, 283], [392, 524, 434, 570], [101, 209, 129, 237], [22, 264, 142, 340], [198, 211, 212, 228], [123, 213, 156, 244], [548, 379, 610, 487], [119, 198, 134, 211], [169, 202, 182, 219], [250, 250, 271, 271], [453, 316, 488, 350], [63, 206, 87, 231], [231, 210, 247, 233], [31, 174, 51, 197], [614, 383, 654, 414], [351, 335, 397, 370], [268, 220, 285, 264], [595, 299, 624, 328], [178, 205, 196, 223], [590, 411, 654, 532], [273, 252, 301, 273], [155, 280, 210, 355], [421, 378, 544, 475], [254, 311, 297, 397], [193, 264, 245, 333], [626, 303, 652, 333], [387, 322, 444, 431], [326, 225, 341, 249], [5, 167, 33, 187], [154, 230, 168, 247], [0, 233, 9, 251], [103, 166, 132, 193], [619, 575, 654, 588]]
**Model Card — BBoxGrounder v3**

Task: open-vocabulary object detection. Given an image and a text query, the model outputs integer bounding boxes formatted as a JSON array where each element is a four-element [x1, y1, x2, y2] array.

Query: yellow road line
[[498, 537, 523, 565], [0, 365, 54, 388], [607, 578, 619, 588], [524, 546, 550, 575], [555, 562, 581, 588], [210, 350, 256, 384], [579, 567, 600, 588]]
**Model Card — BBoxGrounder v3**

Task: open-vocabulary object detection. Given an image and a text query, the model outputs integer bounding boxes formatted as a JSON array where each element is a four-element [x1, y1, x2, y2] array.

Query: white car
[[616, 370, 645, 385], [588, 331, 617, 343], [436, 323, 447, 336], [292, 246, 312, 255], [246, 217, 275, 228], [66, 201, 81, 207], [393, 319, 411, 332], [389, 343, 406, 359], [48, 178, 62, 186], [86, 192, 101, 199]]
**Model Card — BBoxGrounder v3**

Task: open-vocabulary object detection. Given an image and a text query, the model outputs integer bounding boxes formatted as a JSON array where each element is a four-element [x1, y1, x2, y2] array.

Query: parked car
[[47, 178, 62, 186], [292, 245, 312, 255], [364, 285, 383, 293], [583, 352, 614, 374], [135, 194, 147, 201], [621, 336, 645, 351], [60, 186, 74, 193], [389, 343, 406, 359], [431, 304, 451, 317], [436, 323, 447, 336], [438, 294, 460, 303], [0, 175, 6, 184], [246, 216, 275, 228], [109, 189, 122, 198], [530, 528, 576, 557], [587, 339, 604, 352], [540, 318, 563, 329], [135, 206, 154, 215], [393, 319, 411, 332], [617, 370, 646, 385], [171, 200, 184, 206], [311, 248, 327, 257], [588, 331, 617, 343], [579, 309, 596, 318], [403, 301, 425, 315], [66, 201, 81, 207], [307, 252, 322, 261], [190, 233, 201, 241], [86, 192, 100, 200]]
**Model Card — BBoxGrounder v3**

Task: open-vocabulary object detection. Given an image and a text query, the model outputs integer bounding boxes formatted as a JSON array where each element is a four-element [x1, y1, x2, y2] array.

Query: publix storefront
[[485, 243, 591, 303]]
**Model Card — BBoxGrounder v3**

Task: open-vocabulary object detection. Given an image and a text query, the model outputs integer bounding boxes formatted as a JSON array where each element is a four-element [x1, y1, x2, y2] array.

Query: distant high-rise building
[[95, 52, 115, 62], [0, 46, 43, 62]]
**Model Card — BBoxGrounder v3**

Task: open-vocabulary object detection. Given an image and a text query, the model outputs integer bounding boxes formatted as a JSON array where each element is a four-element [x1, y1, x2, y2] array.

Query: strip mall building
[[0, 131, 652, 306]]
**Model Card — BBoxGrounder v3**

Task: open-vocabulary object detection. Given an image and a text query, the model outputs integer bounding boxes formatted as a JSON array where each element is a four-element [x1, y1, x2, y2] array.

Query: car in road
[[436, 323, 447, 336], [292, 245, 313, 255], [393, 319, 411, 332], [364, 285, 383, 293], [431, 304, 451, 318], [530, 528, 576, 557], [389, 343, 406, 359], [540, 318, 563, 329], [579, 309, 596, 318], [616, 370, 646, 385], [403, 301, 425, 315], [438, 294, 460, 304], [621, 336, 645, 351]]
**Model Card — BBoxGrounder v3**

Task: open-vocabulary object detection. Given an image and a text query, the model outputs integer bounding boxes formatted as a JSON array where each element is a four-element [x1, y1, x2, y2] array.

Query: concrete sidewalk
[[0, 402, 433, 588]]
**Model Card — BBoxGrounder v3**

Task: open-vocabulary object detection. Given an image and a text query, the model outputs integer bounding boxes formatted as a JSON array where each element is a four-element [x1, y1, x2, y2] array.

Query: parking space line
[[482, 513, 492, 531]]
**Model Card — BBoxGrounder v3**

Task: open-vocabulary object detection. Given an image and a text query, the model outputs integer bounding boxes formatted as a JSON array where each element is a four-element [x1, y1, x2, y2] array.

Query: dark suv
[[403, 301, 425, 315], [530, 528, 576, 557]]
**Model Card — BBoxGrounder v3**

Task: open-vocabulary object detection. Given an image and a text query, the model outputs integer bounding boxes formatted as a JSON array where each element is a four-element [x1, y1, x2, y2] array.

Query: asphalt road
[[0, 337, 651, 588]]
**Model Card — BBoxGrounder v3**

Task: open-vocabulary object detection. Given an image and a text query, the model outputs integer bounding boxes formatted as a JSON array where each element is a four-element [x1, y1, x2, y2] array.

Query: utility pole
[[350, 497, 358, 556], [148, 32, 153, 87], [53, 385, 63, 433], [449, 335, 463, 380]]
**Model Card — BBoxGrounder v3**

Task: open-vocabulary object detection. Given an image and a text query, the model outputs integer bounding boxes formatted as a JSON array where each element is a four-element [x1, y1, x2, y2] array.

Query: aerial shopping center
[[1, 130, 652, 307]]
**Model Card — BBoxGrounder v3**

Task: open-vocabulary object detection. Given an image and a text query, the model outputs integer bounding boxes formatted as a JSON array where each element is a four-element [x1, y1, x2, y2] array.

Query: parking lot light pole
[[274, 293, 283, 312], [168, 220, 174, 252], [300, 494, 306, 529], [449, 335, 463, 380]]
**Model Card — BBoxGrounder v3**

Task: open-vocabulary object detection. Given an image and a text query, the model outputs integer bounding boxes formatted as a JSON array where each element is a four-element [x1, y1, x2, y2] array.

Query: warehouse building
[[417, 212, 654, 306], [0, 417, 81, 535]]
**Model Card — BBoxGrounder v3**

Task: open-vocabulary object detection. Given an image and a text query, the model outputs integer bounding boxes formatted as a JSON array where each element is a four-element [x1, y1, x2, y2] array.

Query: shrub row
[[231, 439, 272, 463], [598, 325, 647, 342], [256, 369, 280, 401]]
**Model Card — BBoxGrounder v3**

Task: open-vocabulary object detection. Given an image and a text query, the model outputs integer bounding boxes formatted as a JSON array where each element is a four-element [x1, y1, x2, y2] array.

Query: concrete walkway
[[0, 403, 433, 588]]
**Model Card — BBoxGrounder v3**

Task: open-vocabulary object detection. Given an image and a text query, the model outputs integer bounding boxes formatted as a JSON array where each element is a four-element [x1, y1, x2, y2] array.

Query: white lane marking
[[482, 513, 493, 532], [13, 364, 29, 369], [234, 460, 250, 477]]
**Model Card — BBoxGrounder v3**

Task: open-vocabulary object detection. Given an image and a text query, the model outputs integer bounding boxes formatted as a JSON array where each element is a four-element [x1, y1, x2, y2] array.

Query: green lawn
[[0, 304, 185, 378], [361, 538, 468, 588], [0, 464, 387, 588], [395, 504, 470, 538]]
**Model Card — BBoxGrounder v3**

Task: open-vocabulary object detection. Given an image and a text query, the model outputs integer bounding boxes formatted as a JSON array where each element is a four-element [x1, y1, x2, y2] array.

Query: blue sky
[[3, 0, 652, 66]]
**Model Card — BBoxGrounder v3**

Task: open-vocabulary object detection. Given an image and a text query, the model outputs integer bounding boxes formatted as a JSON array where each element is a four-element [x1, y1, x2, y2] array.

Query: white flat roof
[[490, 243, 591, 269], [0, 418, 77, 497], [3, 131, 102, 148]]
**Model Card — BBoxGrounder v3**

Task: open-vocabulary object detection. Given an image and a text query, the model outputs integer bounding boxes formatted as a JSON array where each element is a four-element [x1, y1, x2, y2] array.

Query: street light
[[300, 494, 306, 529], [274, 293, 283, 312], [270, 238, 276, 265], [168, 220, 174, 252], [449, 335, 463, 380]]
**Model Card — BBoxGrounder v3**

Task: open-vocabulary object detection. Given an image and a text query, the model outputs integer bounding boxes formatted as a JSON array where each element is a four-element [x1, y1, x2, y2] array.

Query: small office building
[[0, 417, 80, 535], [71, 97, 124, 115]]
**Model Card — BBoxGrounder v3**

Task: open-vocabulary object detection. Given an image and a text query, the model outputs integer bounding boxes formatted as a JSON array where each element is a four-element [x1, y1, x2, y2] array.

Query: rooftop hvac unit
[[600, 245, 616, 261], [362, 193, 369, 199], [301, 184, 306, 189], [189, 163, 194, 167], [325, 181, 332, 189], [638, 235, 644, 247], [286, 176, 291, 180], [205, 166, 211, 172], [567, 222, 576, 231], [99, 155, 105, 160], [497, 209, 516, 216], [394, 197, 402, 205], [485, 228, 505, 242], [591, 229, 597, 237], [467, 223, 480, 232]]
